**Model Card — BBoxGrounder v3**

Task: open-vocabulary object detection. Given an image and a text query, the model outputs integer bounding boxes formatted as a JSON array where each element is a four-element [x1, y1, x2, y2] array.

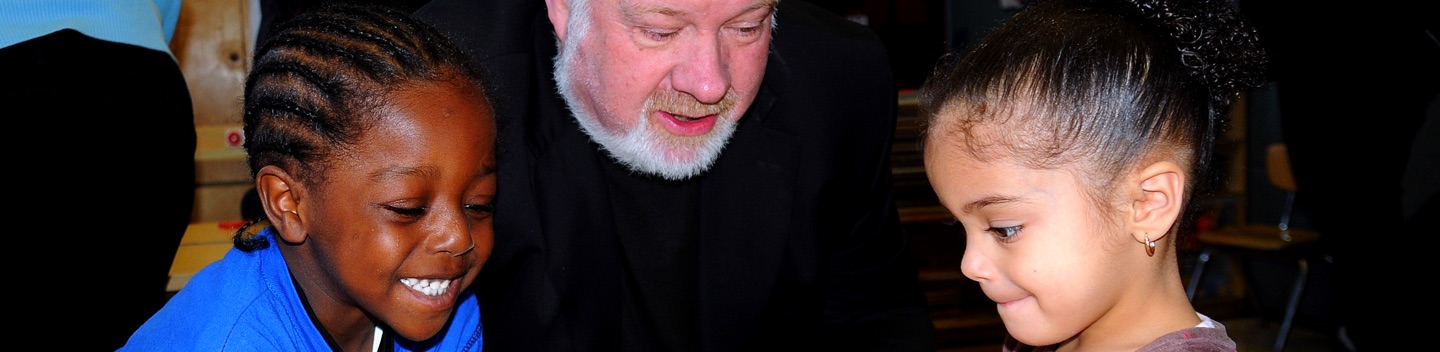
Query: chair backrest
[[1266, 143, 1297, 193]]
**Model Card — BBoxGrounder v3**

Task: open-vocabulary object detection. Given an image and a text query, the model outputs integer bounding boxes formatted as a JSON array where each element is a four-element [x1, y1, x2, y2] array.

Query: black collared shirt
[[603, 158, 702, 352]]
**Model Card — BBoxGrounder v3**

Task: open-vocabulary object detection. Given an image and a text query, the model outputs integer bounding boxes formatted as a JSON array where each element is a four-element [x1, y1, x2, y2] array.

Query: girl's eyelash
[[385, 205, 426, 217], [988, 225, 1022, 243], [465, 203, 495, 213], [384, 202, 493, 218]]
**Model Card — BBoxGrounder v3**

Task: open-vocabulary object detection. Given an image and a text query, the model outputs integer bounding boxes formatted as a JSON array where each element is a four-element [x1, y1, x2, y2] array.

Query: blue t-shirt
[[123, 227, 483, 351]]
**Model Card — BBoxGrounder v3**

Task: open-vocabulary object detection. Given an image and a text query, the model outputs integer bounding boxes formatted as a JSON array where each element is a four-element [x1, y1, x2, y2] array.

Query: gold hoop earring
[[1144, 235, 1156, 257]]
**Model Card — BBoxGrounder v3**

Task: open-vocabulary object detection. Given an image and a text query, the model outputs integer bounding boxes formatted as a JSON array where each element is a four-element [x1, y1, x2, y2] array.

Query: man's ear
[[255, 165, 308, 244], [1129, 161, 1186, 243], [546, 0, 571, 41]]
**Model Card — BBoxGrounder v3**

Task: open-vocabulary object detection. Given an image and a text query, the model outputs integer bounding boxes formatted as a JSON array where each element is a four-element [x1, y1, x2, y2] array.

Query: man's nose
[[671, 34, 730, 104]]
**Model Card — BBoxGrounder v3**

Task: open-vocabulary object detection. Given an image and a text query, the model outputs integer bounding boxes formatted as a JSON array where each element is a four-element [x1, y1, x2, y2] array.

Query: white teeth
[[400, 278, 452, 297]]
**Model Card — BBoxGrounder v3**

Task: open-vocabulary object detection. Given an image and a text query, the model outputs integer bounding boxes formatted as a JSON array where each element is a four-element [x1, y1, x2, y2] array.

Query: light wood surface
[[1196, 225, 1320, 251], [167, 221, 245, 292], [172, 0, 251, 126], [174, 0, 257, 224]]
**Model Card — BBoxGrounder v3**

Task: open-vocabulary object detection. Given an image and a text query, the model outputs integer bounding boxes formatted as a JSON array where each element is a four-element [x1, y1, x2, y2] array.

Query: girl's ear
[[1129, 161, 1186, 243], [255, 165, 308, 244]]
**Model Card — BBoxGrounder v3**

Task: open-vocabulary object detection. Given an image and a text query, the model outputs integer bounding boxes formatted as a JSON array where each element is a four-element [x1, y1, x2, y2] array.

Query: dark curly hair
[[918, 0, 1266, 224], [234, 3, 487, 251]]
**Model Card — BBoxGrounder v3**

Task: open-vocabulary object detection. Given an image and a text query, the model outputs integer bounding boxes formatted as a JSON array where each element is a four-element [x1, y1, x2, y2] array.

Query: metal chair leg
[[1187, 246, 1214, 301], [1273, 258, 1309, 352]]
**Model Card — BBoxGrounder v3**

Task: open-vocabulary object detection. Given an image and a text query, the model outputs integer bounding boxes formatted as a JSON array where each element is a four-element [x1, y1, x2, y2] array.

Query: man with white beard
[[415, 0, 938, 350]]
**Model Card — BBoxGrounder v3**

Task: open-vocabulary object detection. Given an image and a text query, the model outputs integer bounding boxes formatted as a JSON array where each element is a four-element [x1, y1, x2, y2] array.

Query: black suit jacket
[[415, 1, 937, 351]]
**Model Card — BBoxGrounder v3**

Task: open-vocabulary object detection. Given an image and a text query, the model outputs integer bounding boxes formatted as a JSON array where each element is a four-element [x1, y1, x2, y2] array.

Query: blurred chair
[[1186, 143, 1323, 352]]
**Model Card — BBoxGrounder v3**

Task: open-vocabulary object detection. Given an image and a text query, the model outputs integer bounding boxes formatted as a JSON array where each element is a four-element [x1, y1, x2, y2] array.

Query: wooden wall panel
[[172, 0, 251, 126], [193, 124, 250, 222], [193, 183, 252, 223], [173, 0, 254, 222]]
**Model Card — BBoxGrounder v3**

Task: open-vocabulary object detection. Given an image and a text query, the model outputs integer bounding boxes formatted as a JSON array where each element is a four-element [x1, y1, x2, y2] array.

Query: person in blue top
[[124, 3, 496, 351], [0, 1, 195, 349]]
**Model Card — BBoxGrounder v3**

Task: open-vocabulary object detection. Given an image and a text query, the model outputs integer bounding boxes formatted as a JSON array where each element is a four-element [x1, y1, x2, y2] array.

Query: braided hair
[[235, 3, 486, 251], [918, 0, 1266, 225]]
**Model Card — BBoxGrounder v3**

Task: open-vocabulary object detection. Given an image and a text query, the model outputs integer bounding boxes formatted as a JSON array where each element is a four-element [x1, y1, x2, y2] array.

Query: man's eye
[[641, 28, 679, 41], [988, 225, 1022, 243], [731, 24, 763, 36]]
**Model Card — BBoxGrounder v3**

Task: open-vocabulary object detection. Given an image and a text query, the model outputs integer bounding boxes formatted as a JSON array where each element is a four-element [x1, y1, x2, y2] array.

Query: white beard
[[551, 18, 739, 181]]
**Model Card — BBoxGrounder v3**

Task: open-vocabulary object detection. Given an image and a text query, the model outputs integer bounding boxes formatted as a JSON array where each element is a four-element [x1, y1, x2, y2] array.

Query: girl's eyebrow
[[371, 165, 438, 181], [962, 195, 1020, 214], [370, 164, 497, 181], [474, 164, 498, 182]]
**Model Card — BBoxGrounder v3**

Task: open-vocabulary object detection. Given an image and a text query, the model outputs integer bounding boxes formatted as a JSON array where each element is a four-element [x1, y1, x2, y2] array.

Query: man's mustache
[[647, 89, 739, 118]]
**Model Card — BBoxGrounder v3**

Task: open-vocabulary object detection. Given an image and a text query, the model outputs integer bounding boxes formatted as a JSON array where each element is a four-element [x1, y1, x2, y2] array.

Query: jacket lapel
[[526, 21, 627, 346], [697, 78, 797, 350]]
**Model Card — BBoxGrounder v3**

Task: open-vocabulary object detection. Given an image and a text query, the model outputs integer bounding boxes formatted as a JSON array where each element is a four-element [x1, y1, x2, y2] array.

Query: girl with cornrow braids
[[125, 3, 495, 351], [919, 0, 1266, 350]]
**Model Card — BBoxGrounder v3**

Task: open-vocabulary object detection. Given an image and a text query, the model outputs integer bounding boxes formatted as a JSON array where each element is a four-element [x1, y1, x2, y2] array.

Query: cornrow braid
[[235, 3, 485, 251]]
